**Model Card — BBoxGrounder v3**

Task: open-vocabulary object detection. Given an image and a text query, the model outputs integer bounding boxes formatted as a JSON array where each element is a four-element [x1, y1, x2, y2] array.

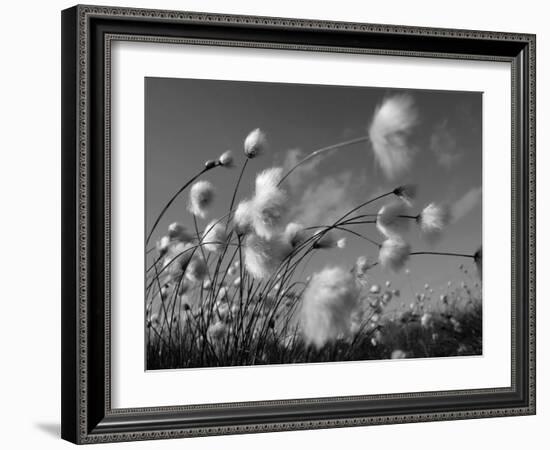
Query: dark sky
[[145, 77, 482, 311]]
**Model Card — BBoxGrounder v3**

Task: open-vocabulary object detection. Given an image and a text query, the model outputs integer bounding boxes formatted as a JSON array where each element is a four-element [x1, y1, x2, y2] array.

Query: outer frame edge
[[66, 4, 536, 444]]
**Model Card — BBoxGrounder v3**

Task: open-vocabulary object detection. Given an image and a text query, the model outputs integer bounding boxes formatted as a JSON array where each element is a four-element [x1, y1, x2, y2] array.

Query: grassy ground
[[146, 296, 481, 370]]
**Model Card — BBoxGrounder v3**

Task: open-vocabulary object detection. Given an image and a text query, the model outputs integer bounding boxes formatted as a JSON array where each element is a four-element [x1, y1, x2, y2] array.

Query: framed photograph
[[61, 5, 536, 444]]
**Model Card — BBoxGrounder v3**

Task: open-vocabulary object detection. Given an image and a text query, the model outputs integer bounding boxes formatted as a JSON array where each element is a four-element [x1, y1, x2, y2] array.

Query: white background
[[0, 0, 546, 449]]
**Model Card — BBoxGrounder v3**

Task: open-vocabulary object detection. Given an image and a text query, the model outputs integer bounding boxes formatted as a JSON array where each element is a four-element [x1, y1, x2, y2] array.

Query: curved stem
[[278, 135, 369, 186], [227, 159, 249, 227], [333, 226, 381, 248], [146, 165, 215, 246], [410, 251, 474, 258], [335, 191, 393, 225]]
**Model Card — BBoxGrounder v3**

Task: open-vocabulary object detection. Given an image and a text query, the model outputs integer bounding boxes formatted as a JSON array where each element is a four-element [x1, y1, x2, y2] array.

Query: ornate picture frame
[[61, 5, 535, 444]]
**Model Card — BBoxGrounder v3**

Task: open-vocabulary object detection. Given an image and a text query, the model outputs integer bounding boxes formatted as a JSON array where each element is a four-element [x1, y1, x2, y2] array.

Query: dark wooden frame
[[61, 4, 536, 444]]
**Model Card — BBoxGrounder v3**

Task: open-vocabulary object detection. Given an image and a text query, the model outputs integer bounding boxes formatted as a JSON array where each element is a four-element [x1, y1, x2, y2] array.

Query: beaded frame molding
[[61, 4, 536, 444]]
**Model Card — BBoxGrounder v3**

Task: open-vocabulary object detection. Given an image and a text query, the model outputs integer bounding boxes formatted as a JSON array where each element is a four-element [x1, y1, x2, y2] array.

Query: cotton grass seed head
[[369, 94, 419, 180], [312, 229, 342, 249], [233, 199, 253, 234], [168, 222, 194, 243], [418, 202, 451, 242], [185, 256, 208, 284], [163, 241, 193, 279], [156, 235, 171, 256], [421, 313, 434, 329], [379, 238, 411, 272], [355, 256, 375, 277], [284, 222, 306, 248], [244, 128, 267, 158], [218, 150, 234, 167], [188, 180, 215, 219], [202, 220, 226, 252], [250, 184, 288, 239], [204, 159, 218, 170], [255, 167, 283, 194], [243, 233, 292, 280], [300, 266, 360, 350], [376, 200, 411, 238], [207, 321, 227, 342], [393, 184, 417, 205]]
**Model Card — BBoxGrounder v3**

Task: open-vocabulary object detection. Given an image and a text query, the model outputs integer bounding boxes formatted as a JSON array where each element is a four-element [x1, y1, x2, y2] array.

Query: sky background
[[145, 77, 482, 312]]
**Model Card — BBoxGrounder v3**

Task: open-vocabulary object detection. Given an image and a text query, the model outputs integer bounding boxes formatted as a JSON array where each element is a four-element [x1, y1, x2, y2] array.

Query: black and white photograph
[[144, 78, 483, 370]]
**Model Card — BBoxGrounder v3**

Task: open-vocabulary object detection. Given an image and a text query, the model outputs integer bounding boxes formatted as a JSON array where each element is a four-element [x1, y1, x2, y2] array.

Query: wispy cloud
[[279, 148, 324, 191], [368, 94, 419, 181], [289, 171, 364, 227], [430, 120, 463, 169], [451, 186, 482, 222]]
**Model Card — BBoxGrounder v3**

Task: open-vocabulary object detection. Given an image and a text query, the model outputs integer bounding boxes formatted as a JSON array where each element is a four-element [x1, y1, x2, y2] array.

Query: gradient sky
[[145, 77, 482, 312]]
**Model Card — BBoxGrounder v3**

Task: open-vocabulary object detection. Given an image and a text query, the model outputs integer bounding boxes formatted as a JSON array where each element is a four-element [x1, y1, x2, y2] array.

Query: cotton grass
[[218, 150, 234, 167], [418, 203, 451, 242], [243, 233, 292, 280], [168, 222, 193, 242], [376, 200, 411, 238], [369, 94, 419, 180], [244, 128, 267, 158], [185, 256, 208, 284], [250, 168, 288, 239], [379, 238, 411, 272], [312, 230, 345, 249], [233, 199, 253, 234], [202, 220, 226, 252], [147, 125, 482, 370], [284, 222, 306, 247], [188, 180, 215, 219], [300, 266, 360, 350]]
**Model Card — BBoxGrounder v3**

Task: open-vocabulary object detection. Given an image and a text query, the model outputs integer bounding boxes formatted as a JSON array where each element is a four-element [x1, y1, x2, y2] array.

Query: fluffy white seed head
[[244, 128, 267, 158], [421, 313, 434, 329], [355, 256, 374, 277], [255, 167, 283, 194], [312, 229, 342, 249], [300, 266, 360, 350], [233, 199, 253, 234], [419, 203, 451, 242], [284, 222, 306, 247], [207, 321, 227, 342], [379, 238, 411, 272], [376, 200, 411, 238], [163, 242, 193, 279], [218, 150, 234, 167], [250, 184, 288, 239], [243, 233, 292, 280], [168, 222, 194, 242], [369, 94, 419, 180], [185, 256, 208, 284], [156, 235, 171, 256], [202, 220, 226, 252], [188, 180, 215, 219], [393, 184, 417, 206]]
